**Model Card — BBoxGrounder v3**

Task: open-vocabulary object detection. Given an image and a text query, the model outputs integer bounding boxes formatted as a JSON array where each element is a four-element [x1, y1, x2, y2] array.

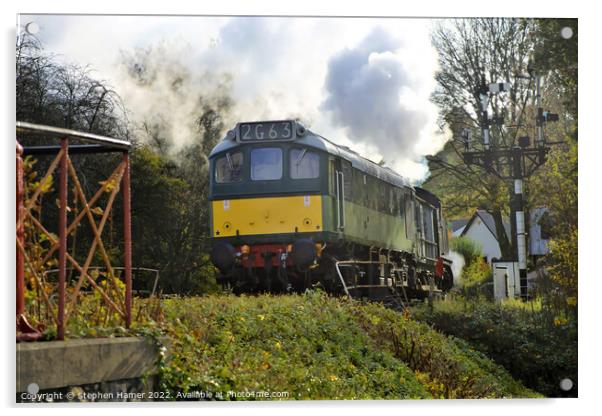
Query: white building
[[452, 208, 551, 299], [459, 210, 511, 264], [454, 207, 551, 264]]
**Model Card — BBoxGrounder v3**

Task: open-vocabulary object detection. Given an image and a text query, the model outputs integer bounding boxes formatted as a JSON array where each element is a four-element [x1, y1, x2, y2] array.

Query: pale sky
[[18, 14, 449, 182]]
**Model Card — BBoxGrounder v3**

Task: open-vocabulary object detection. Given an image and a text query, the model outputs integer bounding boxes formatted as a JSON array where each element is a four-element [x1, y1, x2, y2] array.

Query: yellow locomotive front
[[211, 194, 323, 239]]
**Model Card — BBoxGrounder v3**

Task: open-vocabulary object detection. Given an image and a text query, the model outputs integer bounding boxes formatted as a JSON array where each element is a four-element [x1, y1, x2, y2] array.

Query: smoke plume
[[447, 250, 465, 286], [116, 40, 234, 155], [322, 27, 448, 180], [26, 16, 450, 181]]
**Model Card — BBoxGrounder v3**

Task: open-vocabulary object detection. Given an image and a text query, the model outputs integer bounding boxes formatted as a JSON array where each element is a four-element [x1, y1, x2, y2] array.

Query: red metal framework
[[16, 122, 132, 341]]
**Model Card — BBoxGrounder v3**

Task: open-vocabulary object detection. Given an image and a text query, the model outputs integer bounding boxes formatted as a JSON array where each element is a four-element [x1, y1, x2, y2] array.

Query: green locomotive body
[[209, 120, 453, 301]]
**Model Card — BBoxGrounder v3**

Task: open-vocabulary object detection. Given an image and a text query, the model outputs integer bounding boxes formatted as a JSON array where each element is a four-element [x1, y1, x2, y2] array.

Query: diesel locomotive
[[209, 120, 454, 303]]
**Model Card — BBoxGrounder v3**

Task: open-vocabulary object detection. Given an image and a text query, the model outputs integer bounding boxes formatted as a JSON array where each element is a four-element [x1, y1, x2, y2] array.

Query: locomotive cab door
[[332, 158, 346, 230], [414, 200, 424, 258]]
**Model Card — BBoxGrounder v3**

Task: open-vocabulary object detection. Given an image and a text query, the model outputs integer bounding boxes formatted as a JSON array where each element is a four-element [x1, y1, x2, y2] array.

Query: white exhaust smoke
[[28, 16, 450, 181], [321, 27, 449, 181], [447, 250, 465, 286]]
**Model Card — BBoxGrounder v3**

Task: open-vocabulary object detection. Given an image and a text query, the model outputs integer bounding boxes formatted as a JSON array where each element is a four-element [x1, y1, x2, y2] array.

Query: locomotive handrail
[[339, 171, 346, 228], [335, 172, 341, 229], [334, 260, 438, 294], [335, 260, 402, 294], [334, 260, 351, 297]]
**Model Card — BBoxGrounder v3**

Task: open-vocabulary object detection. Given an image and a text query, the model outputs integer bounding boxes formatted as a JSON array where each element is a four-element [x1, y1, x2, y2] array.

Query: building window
[[290, 148, 320, 179], [251, 147, 282, 180], [215, 151, 243, 183]]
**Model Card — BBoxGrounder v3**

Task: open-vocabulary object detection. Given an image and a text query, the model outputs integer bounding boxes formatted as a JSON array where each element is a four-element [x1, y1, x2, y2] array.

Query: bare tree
[[16, 30, 131, 276], [17, 31, 128, 138], [426, 18, 536, 259]]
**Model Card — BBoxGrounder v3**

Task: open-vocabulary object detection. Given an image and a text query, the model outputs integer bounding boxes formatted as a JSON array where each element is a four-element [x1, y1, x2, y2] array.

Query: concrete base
[[17, 337, 162, 393]]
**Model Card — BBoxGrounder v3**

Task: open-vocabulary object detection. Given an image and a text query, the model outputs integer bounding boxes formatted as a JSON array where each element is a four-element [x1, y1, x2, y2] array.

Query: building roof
[[461, 210, 510, 242], [451, 219, 469, 233]]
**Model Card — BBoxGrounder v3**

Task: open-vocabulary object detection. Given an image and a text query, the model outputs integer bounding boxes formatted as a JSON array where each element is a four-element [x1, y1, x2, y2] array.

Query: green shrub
[[350, 301, 538, 399], [450, 237, 483, 268], [137, 292, 539, 400], [413, 298, 577, 397], [459, 259, 493, 302], [150, 292, 430, 400]]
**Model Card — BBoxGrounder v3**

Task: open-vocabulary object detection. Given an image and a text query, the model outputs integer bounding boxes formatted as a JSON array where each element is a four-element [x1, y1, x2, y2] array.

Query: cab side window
[[215, 151, 243, 183], [290, 148, 320, 179]]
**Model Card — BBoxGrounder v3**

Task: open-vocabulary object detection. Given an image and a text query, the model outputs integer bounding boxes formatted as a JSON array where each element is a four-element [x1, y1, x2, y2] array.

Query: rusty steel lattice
[[16, 122, 132, 341]]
